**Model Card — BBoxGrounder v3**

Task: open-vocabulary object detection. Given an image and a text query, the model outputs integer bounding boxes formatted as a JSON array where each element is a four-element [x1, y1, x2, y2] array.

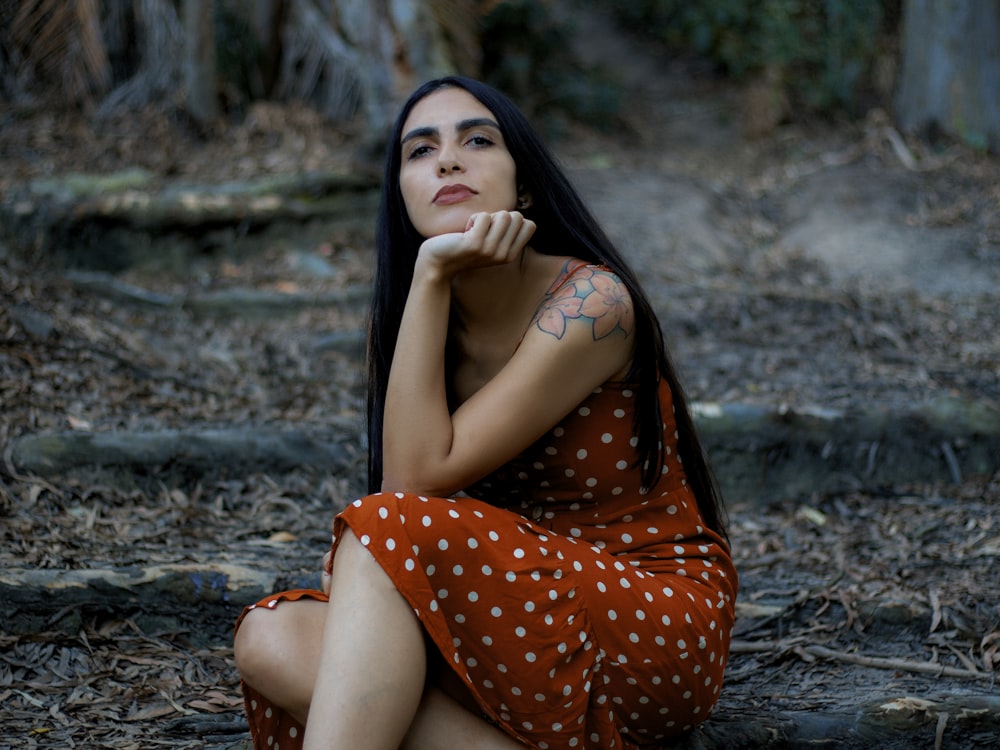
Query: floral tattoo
[[532, 263, 634, 340]]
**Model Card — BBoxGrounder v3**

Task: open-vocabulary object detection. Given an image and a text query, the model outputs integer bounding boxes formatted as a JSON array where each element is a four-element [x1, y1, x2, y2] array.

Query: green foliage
[[598, 0, 889, 113], [480, 0, 623, 134]]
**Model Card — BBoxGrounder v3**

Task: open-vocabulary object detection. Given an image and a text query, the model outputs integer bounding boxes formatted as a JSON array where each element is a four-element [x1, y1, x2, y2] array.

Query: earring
[[516, 196, 529, 209]]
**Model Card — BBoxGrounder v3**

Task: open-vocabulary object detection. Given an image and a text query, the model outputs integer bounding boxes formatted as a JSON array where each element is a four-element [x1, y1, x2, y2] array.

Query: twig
[[730, 639, 994, 682], [940, 440, 963, 484], [934, 711, 949, 750]]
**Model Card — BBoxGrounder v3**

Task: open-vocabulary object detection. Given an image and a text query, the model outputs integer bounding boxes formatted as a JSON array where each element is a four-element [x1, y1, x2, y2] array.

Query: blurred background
[[1, 0, 997, 157]]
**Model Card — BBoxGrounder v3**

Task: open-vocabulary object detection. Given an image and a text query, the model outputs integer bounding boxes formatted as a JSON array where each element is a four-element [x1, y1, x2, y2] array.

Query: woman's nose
[[437, 147, 463, 174]]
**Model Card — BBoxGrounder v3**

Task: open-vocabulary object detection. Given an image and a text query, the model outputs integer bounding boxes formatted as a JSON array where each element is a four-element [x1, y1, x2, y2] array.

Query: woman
[[233, 76, 737, 750]]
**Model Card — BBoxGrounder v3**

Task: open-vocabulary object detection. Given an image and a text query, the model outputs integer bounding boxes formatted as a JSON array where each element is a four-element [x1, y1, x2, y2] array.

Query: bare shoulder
[[531, 261, 635, 342]]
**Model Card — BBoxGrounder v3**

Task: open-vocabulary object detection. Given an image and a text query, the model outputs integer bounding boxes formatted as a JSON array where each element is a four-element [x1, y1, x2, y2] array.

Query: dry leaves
[[0, 621, 247, 748]]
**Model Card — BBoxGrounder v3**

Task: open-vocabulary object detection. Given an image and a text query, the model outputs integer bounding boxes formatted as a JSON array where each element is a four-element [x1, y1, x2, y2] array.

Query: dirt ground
[[1, 7, 999, 749]]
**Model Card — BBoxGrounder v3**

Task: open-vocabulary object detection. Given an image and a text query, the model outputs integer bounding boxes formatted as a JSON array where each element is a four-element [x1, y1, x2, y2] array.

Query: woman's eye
[[407, 144, 433, 160], [466, 135, 494, 147]]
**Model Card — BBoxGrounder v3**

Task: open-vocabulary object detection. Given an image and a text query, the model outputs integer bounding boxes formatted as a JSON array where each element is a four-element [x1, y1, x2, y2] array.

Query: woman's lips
[[433, 184, 478, 205]]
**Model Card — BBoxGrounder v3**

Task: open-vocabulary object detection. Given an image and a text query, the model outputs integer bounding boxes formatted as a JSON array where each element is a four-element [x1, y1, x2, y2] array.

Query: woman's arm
[[381, 210, 536, 492], [382, 214, 634, 496]]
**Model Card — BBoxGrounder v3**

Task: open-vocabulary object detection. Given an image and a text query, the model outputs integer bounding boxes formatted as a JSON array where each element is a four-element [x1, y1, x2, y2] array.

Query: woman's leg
[[402, 687, 526, 750], [302, 529, 427, 749], [234, 598, 327, 723], [234, 529, 526, 749]]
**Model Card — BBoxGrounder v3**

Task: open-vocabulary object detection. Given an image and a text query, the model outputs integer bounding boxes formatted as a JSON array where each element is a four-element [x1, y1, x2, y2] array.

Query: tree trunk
[[895, 0, 1000, 151], [183, 0, 219, 124]]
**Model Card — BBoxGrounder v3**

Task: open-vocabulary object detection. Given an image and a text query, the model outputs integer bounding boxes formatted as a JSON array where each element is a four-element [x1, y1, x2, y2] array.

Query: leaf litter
[[1, 82, 999, 749]]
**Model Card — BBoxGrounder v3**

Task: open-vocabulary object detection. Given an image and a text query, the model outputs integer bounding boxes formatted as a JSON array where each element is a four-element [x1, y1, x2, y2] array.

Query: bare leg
[[402, 687, 526, 750], [234, 533, 527, 749], [234, 598, 327, 723], [302, 529, 427, 749]]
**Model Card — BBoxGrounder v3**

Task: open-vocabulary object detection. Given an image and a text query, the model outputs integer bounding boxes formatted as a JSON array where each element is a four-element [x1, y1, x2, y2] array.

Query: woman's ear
[[515, 188, 533, 210]]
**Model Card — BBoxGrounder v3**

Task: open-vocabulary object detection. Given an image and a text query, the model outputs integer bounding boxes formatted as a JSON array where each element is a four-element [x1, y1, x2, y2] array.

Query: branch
[[730, 639, 994, 682]]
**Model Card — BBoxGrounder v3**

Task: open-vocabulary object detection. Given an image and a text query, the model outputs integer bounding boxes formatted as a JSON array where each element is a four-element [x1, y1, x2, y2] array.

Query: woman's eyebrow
[[456, 117, 501, 133], [401, 125, 438, 145], [401, 117, 501, 145]]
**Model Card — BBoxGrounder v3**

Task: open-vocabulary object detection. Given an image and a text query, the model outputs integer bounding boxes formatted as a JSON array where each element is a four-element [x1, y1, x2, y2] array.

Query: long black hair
[[366, 76, 727, 539]]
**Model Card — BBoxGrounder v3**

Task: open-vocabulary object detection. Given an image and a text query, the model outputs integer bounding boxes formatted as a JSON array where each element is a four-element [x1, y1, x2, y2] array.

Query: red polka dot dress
[[236, 378, 738, 749]]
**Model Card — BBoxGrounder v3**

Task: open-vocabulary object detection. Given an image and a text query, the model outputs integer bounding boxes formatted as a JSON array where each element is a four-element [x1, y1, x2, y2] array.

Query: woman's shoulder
[[543, 256, 622, 293], [532, 257, 635, 343]]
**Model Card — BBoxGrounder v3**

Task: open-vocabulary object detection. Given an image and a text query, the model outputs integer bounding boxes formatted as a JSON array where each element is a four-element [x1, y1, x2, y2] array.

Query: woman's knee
[[235, 598, 327, 670], [233, 606, 274, 684]]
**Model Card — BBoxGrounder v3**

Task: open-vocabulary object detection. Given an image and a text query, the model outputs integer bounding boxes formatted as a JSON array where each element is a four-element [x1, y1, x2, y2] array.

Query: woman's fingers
[[479, 210, 535, 262], [321, 548, 334, 595], [418, 211, 536, 277]]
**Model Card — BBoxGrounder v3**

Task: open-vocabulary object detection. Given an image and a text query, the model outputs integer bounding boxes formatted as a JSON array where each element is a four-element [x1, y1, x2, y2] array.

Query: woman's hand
[[416, 210, 536, 280], [321, 548, 333, 595]]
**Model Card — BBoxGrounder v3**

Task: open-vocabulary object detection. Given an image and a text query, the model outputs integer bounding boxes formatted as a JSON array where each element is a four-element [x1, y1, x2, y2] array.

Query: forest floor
[[1, 5, 999, 749]]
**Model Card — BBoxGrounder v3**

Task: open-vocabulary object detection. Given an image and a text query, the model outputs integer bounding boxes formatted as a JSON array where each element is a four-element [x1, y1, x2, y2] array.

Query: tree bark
[[183, 0, 219, 124], [896, 0, 1000, 151]]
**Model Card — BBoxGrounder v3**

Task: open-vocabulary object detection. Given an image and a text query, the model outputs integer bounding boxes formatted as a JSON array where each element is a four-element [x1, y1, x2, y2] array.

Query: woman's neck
[[450, 247, 539, 330]]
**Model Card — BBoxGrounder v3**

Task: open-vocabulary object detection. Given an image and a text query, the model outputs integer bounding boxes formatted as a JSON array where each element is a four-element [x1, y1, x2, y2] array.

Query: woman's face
[[398, 87, 519, 239]]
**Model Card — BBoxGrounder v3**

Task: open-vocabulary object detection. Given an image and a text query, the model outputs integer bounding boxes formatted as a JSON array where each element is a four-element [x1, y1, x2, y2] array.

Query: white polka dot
[[421, 515, 432, 526], [601, 433, 613, 443], [438, 539, 449, 550], [386, 538, 396, 551]]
